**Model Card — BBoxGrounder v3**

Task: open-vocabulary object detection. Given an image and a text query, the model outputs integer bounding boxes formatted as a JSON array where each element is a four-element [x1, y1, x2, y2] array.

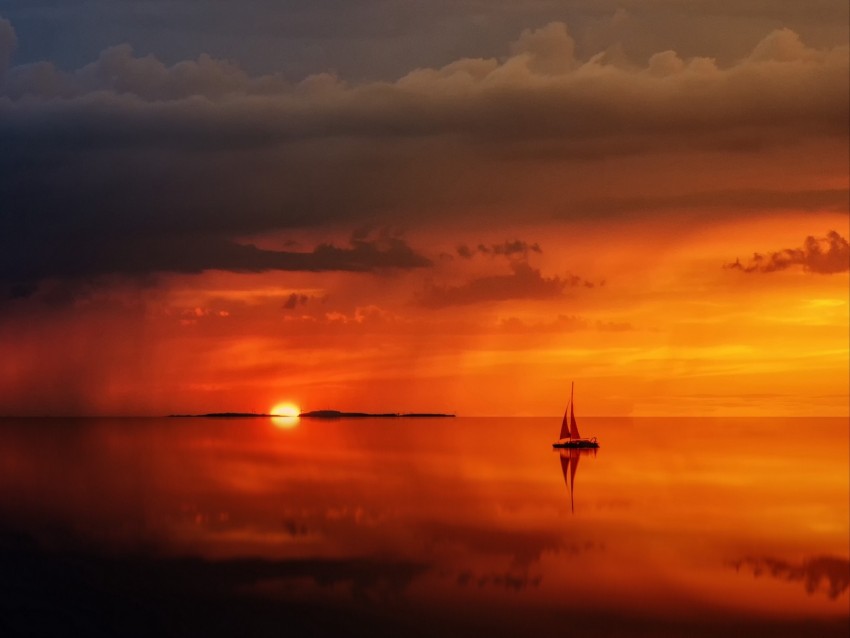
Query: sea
[[0, 416, 847, 637]]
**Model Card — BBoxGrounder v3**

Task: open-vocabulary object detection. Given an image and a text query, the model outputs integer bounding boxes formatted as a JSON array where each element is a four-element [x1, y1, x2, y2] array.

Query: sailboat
[[552, 382, 599, 449]]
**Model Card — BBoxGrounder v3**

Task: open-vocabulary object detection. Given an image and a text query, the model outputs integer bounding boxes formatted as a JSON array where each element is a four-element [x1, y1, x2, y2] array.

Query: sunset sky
[[1, 1, 847, 417]]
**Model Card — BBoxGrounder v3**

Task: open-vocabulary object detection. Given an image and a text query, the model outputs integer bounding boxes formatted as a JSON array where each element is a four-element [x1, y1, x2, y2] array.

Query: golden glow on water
[[271, 415, 299, 429], [0, 416, 846, 634]]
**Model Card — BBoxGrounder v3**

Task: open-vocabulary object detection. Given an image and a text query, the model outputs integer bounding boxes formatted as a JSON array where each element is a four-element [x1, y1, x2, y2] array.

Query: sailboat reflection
[[558, 447, 597, 513]]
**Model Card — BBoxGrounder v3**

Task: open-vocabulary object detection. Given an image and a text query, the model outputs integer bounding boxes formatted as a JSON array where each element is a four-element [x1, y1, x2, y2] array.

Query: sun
[[271, 402, 301, 417]]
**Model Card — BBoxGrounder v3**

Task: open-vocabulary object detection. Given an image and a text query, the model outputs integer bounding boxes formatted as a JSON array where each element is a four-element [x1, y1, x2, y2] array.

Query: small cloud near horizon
[[457, 240, 542, 260], [418, 262, 595, 308], [283, 293, 310, 310], [725, 231, 849, 275]]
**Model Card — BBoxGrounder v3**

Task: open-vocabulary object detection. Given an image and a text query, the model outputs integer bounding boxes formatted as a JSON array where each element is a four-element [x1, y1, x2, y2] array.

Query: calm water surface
[[0, 416, 847, 636]]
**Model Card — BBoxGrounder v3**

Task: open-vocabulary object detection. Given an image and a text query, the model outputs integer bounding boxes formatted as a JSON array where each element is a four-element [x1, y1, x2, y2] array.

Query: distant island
[[300, 410, 454, 418], [168, 412, 273, 418], [168, 410, 455, 418]]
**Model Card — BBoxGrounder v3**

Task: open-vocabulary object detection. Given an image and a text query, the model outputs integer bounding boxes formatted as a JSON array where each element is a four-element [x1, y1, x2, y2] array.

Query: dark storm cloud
[[0, 16, 14, 72], [2, 25, 846, 149], [1, 235, 431, 295], [418, 263, 594, 308], [568, 188, 850, 216], [2, 22, 847, 150], [725, 231, 850, 274], [2, 1, 847, 79], [0, 15, 847, 289]]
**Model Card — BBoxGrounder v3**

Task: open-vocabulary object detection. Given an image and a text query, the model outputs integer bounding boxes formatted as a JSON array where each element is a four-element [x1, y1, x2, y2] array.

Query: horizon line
[[1, 413, 848, 419]]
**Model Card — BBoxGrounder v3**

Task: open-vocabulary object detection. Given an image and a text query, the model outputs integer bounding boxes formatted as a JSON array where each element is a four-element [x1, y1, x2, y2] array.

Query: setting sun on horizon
[[270, 402, 301, 418]]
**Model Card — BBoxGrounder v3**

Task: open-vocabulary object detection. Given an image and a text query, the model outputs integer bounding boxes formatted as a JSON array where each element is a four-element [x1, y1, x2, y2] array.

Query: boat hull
[[553, 439, 599, 449]]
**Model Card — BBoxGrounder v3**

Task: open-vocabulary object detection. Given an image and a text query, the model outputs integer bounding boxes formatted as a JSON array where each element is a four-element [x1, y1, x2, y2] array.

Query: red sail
[[569, 402, 580, 440], [559, 405, 570, 440]]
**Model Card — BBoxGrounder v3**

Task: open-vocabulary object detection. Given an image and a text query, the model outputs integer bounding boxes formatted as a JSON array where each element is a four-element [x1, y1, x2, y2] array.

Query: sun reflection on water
[[271, 415, 299, 429]]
